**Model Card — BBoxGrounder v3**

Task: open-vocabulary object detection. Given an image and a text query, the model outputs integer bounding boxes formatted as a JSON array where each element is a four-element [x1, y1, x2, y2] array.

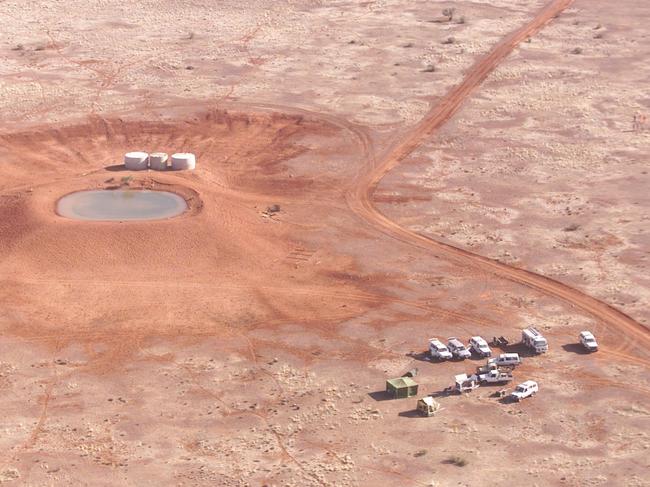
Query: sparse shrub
[[11, 44, 24, 51], [594, 32, 603, 39], [187, 31, 195, 40], [422, 64, 436, 73], [348, 39, 357, 44], [120, 176, 132, 185], [594, 23, 602, 30], [414, 449, 428, 457], [34, 44, 46, 51], [442, 7, 455, 21], [185, 65, 195, 70], [442, 37, 455, 45], [456, 16, 466, 24], [403, 42, 414, 48], [445, 455, 468, 467], [267, 204, 281, 214], [570, 47, 583, 55], [563, 223, 580, 232]]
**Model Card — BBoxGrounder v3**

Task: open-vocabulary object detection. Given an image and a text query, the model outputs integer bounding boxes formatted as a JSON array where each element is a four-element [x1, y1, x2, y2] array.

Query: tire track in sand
[[346, 0, 650, 354]]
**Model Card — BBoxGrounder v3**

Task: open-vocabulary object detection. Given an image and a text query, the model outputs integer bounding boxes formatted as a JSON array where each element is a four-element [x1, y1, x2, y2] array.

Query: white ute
[[510, 380, 538, 402], [488, 353, 522, 367], [478, 369, 513, 384], [522, 327, 548, 354], [447, 337, 471, 360], [579, 331, 598, 352], [429, 338, 453, 360], [469, 336, 492, 358]]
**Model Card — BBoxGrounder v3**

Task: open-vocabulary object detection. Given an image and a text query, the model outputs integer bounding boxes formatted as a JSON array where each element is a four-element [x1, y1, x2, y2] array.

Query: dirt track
[[1, 0, 649, 485], [348, 0, 650, 358]]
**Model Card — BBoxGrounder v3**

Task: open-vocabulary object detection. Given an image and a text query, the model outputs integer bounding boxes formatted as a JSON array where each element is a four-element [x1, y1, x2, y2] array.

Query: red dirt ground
[[1, 0, 649, 485]]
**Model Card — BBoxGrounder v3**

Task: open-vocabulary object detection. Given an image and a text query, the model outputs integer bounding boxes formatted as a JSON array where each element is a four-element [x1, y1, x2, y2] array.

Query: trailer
[[454, 373, 479, 393], [522, 327, 548, 354]]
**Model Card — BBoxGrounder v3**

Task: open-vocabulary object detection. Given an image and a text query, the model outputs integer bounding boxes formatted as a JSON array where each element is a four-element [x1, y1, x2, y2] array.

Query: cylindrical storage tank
[[149, 152, 169, 171], [171, 153, 196, 171], [124, 151, 149, 170]]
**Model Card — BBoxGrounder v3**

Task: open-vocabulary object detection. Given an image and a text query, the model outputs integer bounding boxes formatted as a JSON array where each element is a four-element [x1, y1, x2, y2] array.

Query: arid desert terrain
[[1, 0, 649, 486]]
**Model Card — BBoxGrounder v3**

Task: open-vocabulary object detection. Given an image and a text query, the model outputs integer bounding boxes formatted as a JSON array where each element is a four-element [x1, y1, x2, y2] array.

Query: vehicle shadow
[[562, 343, 589, 354], [429, 388, 454, 398], [498, 395, 515, 404], [405, 351, 432, 363], [499, 342, 538, 358], [368, 391, 393, 402], [397, 410, 424, 418], [468, 354, 487, 361], [105, 164, 129, 172], [477, 382, 509, 388]]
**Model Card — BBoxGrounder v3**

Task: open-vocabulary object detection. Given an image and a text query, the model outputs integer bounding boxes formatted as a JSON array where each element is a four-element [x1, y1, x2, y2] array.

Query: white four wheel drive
[[579, 331, 598, 352], [488, 353, 522, 367], [469, 336, 492, 357], [510, 380, 538, 402], [429, 338, 453, 360], [447, 337, 472, 360]]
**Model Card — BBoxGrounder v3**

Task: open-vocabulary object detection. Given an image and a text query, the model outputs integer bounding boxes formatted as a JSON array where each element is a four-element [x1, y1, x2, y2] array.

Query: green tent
[[386, 377, 419, 399]]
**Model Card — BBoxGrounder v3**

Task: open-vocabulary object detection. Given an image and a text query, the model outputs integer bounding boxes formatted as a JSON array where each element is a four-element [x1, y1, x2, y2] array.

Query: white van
[[522, 327, 548, 354], [488, 353, 522, 367]]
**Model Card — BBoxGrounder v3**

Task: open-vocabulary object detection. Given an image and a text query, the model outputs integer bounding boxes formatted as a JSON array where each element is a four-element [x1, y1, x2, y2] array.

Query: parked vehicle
[[454, 373, 479, 394], [447, 337, 472, 360], [488, 353, 522, 367], [510, 380, 538, 402], [477, 361, 500, 375], [521, 327, 548, 354], [478, 369, 513, 384], [469, 336, 492, 357], [429, 338, 453, 360], [579, 331, 598, 352], [416, 396, 441, 417]]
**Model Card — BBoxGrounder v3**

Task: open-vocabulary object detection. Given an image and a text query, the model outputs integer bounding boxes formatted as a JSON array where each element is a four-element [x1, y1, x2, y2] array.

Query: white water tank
[[171, 153, 196, 171], [124, 151, 149, 170], [149, 152, 169, 171]]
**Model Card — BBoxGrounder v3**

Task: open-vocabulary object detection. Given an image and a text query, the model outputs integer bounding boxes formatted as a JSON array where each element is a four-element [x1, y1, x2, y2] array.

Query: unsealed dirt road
[[1, 0, 649, 485], [348, 0, 650, 357]]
